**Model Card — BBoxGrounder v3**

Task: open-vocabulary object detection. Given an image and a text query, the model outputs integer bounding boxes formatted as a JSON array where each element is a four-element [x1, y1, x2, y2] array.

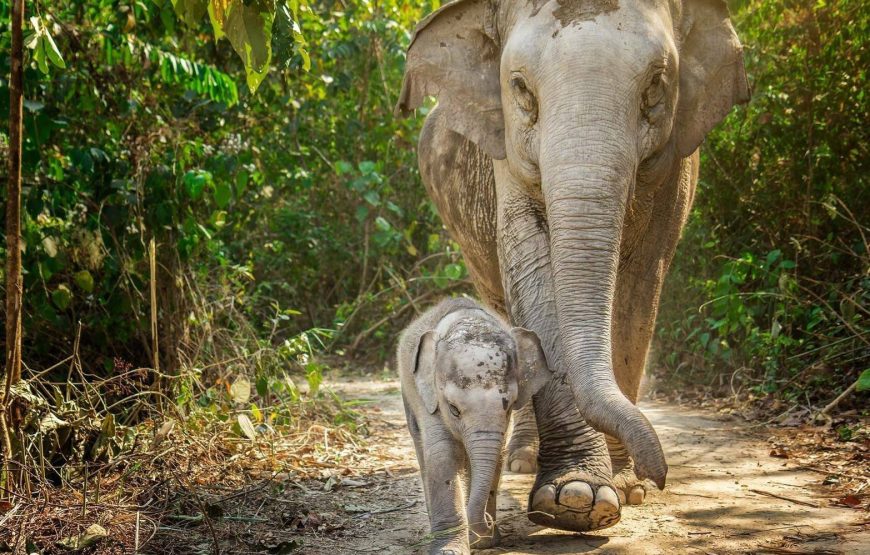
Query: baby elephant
[[398, 297, 552, 554]]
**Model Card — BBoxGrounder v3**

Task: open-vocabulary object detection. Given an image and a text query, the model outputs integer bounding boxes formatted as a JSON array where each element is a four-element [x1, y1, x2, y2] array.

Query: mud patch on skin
[[531, 0, 620, 26]]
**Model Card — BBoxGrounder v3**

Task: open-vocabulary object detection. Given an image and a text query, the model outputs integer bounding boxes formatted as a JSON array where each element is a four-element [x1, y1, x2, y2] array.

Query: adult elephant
[[396, 0, 749, 533]]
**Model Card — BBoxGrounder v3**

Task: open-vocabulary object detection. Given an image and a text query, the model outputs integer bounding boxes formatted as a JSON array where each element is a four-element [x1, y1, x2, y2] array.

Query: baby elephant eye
[[448, 403, 461, 417]]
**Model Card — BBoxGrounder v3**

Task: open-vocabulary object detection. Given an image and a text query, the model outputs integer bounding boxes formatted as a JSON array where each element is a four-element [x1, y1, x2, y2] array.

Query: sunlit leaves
[[172, 0, 311, 92], [208, 0, 276, 92], [25, 16, 65, 74], [136, 38, 239, 106]]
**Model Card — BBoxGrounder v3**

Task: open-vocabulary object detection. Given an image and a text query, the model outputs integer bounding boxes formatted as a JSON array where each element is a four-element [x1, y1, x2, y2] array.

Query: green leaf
[[444, 263, 463, 280], [362, 190, 380, 206], [374, 216, 391, 232], [256, 375, 269, 398], [208, 0, 276, 93], [35, 37, 49, 74], [354, 205, 369, 222], [52, 284, 72, 310], [213, 179, 233, 208], [358, 161, 376, 175], [856, 368, 870, 392], [73, 270, 94, 293], [184, 170, 210, 200], [172, 0, 209, 26], [43, 28, 65, 69], [235, 170, 249, 196]]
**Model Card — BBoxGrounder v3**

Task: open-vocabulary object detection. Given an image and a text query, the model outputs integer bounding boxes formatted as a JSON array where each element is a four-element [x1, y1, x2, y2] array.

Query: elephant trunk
[[538, 91, 668, 489], [465, 429, 503, 545]]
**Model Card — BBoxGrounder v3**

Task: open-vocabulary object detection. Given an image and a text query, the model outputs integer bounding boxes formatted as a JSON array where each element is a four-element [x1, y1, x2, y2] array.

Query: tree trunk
[[2, 0, 25, 487]]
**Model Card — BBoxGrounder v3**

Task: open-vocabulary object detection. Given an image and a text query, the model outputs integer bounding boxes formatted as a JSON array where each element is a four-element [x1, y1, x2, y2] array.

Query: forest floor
[[7, 371, 866, 554], [288, 374, 870, 555]]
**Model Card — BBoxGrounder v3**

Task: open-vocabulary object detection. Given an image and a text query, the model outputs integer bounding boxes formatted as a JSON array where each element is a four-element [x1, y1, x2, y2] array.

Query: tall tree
[[2, 0, 24, 486]]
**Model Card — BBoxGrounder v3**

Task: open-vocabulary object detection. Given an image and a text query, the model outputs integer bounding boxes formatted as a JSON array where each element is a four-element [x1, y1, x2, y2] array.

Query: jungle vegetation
[[0, 0, 866, 543]]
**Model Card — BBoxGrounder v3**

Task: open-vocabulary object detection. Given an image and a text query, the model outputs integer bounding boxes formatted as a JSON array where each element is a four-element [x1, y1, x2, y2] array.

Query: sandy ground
[[300, 377, 869, 554]]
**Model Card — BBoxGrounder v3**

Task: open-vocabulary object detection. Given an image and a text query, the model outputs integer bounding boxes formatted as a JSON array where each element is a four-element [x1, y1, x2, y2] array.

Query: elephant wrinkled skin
[[396, 0, 749, 534]]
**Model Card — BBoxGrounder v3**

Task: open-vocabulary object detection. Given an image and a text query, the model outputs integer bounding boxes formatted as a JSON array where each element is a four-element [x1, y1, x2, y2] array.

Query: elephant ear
[[511, 328, 553, 408], [675, 0, 751, 157], [394, 0, 505, 159], [412, 330, 439, 414]]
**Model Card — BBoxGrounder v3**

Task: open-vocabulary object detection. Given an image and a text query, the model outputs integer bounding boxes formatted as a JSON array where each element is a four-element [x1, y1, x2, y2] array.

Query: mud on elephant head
[[397, 0, 749, 489]]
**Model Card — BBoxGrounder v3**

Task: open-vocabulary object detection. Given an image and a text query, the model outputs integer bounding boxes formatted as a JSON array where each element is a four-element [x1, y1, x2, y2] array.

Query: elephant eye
[[448, 403, 461, 417], [642, 72, 666, 111], [510, 73, 538, 121]]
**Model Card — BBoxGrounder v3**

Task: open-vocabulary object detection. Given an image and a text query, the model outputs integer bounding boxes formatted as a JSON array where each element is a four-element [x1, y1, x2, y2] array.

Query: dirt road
[[302, 377, 868, 554]]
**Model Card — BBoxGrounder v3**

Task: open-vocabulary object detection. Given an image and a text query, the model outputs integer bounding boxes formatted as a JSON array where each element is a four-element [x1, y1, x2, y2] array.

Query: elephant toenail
[[628, 486, 645, 505], [594, 486, 620, 511], [558, 481, 594, 509], [532, 484, 556, 508]]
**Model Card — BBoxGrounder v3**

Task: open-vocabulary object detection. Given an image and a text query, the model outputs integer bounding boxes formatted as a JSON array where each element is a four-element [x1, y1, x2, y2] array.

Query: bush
[[655, 0, 869, 403]]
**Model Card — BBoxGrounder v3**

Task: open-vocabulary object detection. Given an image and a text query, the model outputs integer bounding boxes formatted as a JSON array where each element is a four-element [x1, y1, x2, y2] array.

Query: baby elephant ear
[[394, 0, 505, 159], [413, 330, 439, 414], [511, 328, 553, 408]]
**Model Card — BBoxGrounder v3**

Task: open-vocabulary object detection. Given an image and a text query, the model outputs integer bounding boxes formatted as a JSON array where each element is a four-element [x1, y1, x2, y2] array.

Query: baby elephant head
[[412, 317, 552, 544], [411, 323, 551, 422]]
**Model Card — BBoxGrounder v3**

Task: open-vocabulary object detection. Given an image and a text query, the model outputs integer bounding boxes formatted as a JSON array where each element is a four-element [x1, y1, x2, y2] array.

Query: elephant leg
[[606, 435, 646, 505], [506, 401, 538, 473], [496, 174, 621, 532], [405, 397, 470, 554]]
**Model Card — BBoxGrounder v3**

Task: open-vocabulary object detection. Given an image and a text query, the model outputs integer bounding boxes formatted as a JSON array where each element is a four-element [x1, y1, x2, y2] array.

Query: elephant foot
[[612, 466, 646, 505], [607, 435, 646, 505], [428, 536, 469, 555], [426, 526, 470, 555], [469, 523, 500, 549], [527, 470, 621, 532], [507, 445, 537, 473]]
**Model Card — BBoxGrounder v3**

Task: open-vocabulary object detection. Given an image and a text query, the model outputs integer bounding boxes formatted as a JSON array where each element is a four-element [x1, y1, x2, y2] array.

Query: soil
[[298, 376, 870, 555]]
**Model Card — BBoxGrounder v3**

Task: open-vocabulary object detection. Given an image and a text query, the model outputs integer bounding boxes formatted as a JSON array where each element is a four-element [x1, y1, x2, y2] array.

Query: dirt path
[[302, 377, 868, 554]]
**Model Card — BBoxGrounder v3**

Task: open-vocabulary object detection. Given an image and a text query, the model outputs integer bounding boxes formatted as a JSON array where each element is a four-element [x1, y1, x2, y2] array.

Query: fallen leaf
[[56, 524, 108, 550], [230, 377, 252, 404], [769, 447, 790, 459], [835, 495, 863, 508], [237, 414, 257, 440]]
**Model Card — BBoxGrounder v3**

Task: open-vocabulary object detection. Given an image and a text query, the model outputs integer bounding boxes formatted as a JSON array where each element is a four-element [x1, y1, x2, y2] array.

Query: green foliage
[[0, 0, 460, 385], [655, 0, 869, 403], [172, 0, 309, 92], [25, 15, 65, 74]]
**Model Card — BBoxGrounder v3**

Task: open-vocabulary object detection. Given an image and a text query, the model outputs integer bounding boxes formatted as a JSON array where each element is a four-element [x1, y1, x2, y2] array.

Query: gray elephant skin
[[396, 0, 750, 534], [399, 297, 552, 554]]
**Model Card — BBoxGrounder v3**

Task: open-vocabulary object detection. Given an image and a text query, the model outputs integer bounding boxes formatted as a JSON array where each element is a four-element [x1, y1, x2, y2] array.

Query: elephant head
[[413, 318, 551, 544], [398, 0, 749, 488]]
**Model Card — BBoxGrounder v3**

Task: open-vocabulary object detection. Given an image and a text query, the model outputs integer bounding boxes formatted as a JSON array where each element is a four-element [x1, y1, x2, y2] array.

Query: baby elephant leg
[[406, 405, 470, 553]]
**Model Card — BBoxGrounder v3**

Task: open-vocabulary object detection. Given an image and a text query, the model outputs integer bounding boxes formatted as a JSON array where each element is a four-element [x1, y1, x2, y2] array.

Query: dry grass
[[0, 370, 382, 554]]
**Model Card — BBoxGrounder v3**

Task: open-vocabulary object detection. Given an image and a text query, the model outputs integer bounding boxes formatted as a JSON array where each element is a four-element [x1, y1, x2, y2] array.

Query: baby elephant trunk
[[465, 429, 504, 546]]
